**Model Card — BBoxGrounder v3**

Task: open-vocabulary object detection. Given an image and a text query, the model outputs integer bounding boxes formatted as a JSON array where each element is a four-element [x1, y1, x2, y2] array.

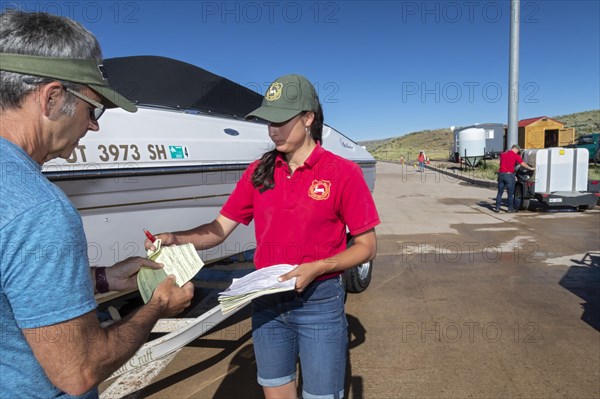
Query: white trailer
[[514, 147, 598, 211]]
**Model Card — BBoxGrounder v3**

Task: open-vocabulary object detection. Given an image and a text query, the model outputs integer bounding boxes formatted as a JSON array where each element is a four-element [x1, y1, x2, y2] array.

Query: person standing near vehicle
[[146, 74, 380, 399], [494, 144, 535, 212], [0, 11, 194, 398]]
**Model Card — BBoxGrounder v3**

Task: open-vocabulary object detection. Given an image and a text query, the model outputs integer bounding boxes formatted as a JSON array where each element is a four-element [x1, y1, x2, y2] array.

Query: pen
[[143, 228, 156, 242]]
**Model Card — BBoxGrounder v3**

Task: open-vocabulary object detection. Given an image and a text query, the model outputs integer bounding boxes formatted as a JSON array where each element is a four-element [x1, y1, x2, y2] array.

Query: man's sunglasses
[[63, 87, 105, 121], [22, 78, 105, 121]]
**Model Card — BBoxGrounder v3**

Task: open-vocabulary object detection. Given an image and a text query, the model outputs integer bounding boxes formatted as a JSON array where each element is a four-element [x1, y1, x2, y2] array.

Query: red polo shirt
[[498, 150, 524, 173], [221, 144, 380, 276]]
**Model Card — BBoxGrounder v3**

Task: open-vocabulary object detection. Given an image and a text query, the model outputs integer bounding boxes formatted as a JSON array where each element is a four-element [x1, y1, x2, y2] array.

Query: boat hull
[[44, 107, 376, 266]]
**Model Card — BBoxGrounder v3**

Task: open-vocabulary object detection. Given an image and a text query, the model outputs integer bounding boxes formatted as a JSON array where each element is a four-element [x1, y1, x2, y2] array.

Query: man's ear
[[39, 82, 64, 117]]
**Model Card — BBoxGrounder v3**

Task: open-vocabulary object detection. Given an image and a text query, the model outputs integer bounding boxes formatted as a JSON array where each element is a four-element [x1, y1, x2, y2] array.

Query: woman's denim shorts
[[251, 275, 348, 399]]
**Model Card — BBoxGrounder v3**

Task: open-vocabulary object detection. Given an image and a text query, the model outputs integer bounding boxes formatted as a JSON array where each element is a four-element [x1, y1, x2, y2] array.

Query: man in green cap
[[0, 11, 193, 397]]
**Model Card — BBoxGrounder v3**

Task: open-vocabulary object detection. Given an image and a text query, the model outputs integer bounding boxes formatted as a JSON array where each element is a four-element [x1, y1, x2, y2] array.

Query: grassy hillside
[[554, 110, 600, 137], [362, 109, 600, 161], [362, 129, 452, 162]]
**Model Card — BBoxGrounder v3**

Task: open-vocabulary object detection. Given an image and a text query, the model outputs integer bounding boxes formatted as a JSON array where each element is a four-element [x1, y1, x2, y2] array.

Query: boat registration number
[[65, 144, 188, 164]]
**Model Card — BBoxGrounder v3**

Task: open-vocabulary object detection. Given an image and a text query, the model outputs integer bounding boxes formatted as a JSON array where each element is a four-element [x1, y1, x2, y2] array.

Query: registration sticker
[[169, 146, 189, 159]]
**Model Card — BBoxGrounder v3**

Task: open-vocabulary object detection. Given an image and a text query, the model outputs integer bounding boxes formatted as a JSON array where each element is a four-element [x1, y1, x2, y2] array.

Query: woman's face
[[268, 112, 314, 153]]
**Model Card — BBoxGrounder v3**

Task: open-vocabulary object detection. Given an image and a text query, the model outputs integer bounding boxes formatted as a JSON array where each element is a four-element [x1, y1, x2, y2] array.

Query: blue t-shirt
[[1, 138, 98, 398]]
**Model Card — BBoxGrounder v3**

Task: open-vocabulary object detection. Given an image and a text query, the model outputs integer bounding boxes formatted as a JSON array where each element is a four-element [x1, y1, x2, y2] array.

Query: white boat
[[42, 56, 377, 288], [41, 57, 378, 398]]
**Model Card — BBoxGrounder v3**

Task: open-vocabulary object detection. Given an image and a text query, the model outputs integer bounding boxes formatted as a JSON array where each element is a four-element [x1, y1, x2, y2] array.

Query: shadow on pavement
[[475, 199, 583, 213], [216, 310, 369, 399], [345, 313, 367, 399], [213, 343, 262, 399], [559, 252, 600, 332], [124, 302, 370, 398], [127, 307, 254, 398], [213, 309, 369, 399], [296, 312, 367, 398]]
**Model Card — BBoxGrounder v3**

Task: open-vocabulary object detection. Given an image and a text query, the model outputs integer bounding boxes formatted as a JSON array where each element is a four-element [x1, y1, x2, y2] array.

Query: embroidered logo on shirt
[[265, 82, 283, 101], [308, 180, 331, 200]]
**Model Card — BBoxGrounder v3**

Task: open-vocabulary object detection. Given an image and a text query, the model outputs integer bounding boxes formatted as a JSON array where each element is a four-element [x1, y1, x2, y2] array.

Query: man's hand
[[104, 257, 162, 292], [150, 276, 194, 317], [26, 274, 194, 394]]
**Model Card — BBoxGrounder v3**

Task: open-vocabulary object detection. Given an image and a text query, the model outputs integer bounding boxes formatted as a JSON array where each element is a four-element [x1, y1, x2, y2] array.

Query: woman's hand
[[276, 229, 377, 293], [144, 232, 177, 251], [277, 261, 332, 293]]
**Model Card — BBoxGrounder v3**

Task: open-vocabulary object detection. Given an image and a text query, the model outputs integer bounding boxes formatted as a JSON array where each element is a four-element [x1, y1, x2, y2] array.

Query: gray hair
[[0, 10, 103, 112]]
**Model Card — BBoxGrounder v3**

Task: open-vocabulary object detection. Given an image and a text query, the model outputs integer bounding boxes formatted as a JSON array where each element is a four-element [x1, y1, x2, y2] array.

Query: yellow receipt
[[137, 239, 204, 303]]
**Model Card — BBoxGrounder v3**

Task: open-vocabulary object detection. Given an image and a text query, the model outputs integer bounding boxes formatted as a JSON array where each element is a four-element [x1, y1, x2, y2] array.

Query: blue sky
[[3, 0, 599, 141]]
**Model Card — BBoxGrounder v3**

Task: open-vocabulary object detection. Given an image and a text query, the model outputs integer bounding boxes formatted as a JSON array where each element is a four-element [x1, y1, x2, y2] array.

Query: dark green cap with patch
[[246, 74, 318, 123], [0, 52, 137, 112]]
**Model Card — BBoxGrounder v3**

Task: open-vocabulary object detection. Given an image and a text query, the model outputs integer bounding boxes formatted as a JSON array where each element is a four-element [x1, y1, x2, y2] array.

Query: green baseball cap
[[0, 52, 137, 112], [246, 74, 318, 123]]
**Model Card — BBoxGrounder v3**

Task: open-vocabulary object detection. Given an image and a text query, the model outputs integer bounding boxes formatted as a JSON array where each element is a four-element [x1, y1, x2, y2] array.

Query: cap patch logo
[[98, 64, 108, 80], [265, 82, 283, 101], [308, 180, 331, 201]]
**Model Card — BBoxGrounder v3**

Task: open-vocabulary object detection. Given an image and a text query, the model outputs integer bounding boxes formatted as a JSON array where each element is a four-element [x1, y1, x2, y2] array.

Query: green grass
[[373, 150, 449, 163], [438, 159, 499, 181], [476, 160, 500, 181], [478, 162, 600, 181], [431, 160, 600, 182]]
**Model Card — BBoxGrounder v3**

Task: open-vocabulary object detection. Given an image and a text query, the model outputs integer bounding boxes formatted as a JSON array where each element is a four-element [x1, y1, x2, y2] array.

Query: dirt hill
[[361, 109, 600, 162]]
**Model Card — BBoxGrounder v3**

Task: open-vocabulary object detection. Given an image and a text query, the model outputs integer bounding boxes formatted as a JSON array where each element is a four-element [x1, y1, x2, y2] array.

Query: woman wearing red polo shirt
[[147, 74, 379, 399], [417, 151, 425, 172]]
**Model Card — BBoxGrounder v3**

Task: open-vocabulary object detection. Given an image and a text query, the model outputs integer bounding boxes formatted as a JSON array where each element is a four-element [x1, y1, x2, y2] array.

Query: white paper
[[137, 239, 204, 303], [218, 264, 296, 314]]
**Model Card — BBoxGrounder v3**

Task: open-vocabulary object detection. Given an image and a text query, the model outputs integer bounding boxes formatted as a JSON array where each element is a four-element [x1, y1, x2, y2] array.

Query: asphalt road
[[103, 161, 600, 399]]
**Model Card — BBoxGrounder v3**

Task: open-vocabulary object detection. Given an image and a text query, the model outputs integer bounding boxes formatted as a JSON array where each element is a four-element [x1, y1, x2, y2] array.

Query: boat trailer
[[100, 303, 247, 398]]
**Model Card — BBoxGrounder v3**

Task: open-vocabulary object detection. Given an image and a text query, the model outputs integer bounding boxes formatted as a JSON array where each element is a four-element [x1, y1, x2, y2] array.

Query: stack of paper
[[218, 264, 296, 314]]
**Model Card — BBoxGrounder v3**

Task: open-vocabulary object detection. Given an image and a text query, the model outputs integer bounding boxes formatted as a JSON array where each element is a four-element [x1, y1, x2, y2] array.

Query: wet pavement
[[101, 161, 600, 398]]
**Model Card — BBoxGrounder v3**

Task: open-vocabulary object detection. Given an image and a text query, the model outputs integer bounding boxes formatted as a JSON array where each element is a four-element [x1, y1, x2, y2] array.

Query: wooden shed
[[517, 116, 575, 149]]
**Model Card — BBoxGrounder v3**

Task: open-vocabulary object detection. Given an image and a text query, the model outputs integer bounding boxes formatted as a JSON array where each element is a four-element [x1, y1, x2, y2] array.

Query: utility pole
[[507, 0, 520, 149]]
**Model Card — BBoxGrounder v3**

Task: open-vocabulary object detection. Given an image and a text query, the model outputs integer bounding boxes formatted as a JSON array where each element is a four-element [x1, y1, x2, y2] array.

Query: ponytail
[[310, 101, 324, 144], [252, 149, 280, 193]]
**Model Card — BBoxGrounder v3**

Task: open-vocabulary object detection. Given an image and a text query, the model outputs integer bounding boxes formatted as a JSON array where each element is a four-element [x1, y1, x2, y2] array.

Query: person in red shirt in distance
[[417, 151, 426, 172], [146, 74, 380, 399], [494, 144, 535, 212]]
